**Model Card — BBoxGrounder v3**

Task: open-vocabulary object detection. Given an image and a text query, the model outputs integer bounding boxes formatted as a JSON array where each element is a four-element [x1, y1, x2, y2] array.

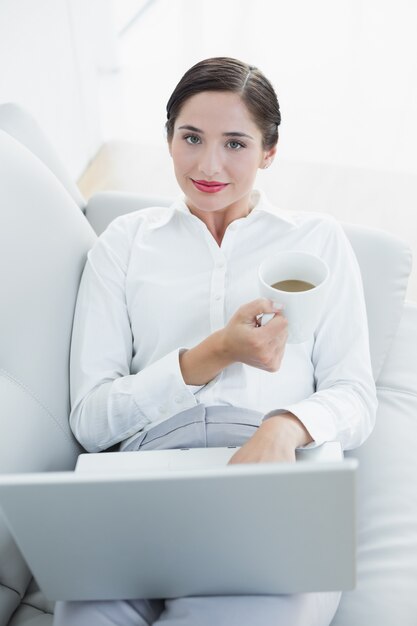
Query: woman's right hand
[[220, 298, 288, 372], [179, 298, 288, 386]]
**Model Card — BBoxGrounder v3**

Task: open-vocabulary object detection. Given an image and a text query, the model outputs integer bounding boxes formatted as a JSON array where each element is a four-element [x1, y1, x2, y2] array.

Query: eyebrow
[[178, 125, 254, 140]]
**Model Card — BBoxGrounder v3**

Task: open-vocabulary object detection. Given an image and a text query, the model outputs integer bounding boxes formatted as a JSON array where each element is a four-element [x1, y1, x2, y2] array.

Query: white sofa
[[0, 103, 416, 626]]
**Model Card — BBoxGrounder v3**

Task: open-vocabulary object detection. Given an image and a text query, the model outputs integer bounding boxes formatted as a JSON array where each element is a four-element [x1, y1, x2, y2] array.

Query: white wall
[[124, 0, 417, 176], [0, 0, 105, 179], [215, 0, 414, 175], [2, 0, 415, 180]]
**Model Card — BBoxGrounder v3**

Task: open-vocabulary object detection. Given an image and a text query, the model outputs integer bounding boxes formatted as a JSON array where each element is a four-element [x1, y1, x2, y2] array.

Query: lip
[[191, 179, 229, 194]]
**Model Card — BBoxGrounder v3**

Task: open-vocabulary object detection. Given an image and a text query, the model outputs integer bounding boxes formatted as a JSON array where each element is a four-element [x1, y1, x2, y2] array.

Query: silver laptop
[[0, 444, 357, 602]]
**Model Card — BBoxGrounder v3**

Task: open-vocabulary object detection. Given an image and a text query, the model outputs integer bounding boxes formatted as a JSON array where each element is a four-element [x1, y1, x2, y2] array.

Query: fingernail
[[272, 302, 284, 311]]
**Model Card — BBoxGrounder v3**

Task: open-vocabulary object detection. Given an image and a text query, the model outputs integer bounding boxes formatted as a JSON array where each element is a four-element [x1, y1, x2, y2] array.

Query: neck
[[187, 193, 255, 246], [200, 207, 250, 246]]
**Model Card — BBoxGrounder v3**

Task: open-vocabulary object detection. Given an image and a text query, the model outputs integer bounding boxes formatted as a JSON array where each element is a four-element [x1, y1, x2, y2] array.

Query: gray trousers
[[54, 406, 342, 626]]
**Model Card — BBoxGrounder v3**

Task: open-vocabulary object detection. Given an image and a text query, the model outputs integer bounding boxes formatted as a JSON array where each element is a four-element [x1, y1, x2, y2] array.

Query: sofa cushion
[[0, 511, 32, 625], [0, 511, 32, 591], [0, 131, 95, 441], [332, 303, 417, 626], [8, 577, 54, 625], [0, 585, 21, 626], [342, 223, 412, 381], [8, 606, 53, 626], [0, 129, 95, 624]]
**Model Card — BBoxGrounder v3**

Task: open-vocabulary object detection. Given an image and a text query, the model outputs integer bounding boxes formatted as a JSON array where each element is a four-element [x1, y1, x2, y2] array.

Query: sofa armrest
[[332, 302, 417, 625]]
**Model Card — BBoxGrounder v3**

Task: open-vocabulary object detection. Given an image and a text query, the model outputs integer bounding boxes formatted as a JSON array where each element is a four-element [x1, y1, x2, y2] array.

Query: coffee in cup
[[270, 279, 316, 292], [258, 251, 330, 343]]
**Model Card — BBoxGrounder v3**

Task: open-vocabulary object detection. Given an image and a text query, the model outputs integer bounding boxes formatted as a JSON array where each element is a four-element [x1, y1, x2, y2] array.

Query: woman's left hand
[[228, 412, 313, 465]]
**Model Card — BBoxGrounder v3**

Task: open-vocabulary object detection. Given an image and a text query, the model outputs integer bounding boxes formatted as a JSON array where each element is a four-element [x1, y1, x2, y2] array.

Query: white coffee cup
[[258, 251, 330, 344]]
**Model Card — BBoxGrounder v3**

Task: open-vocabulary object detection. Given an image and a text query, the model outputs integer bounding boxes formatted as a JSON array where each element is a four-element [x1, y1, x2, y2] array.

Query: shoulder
[[260, 196, 355, 264], [257, 191, 346, 239], [88, 205, 176, 268], [291, 210, 354, 254], [264, 201, 348, 242], [98, 205, 176, 246], [285, 207, 341, 231], [106, 205, 176, 237], [294, 210, 349, 243]]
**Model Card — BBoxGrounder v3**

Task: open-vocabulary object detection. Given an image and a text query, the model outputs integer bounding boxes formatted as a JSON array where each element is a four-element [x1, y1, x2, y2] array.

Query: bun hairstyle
[[166, 57, 281, 150]]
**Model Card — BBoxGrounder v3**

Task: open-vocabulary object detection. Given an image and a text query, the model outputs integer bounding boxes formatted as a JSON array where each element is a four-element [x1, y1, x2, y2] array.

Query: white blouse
[[69, 190, 377, 453]]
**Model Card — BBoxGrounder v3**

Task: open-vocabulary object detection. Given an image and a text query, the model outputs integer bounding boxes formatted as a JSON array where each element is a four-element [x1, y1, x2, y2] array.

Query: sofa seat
[[8, 579, 53, 626]]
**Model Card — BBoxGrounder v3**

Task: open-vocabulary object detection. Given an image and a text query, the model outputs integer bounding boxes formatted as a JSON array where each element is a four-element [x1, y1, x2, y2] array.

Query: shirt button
[[216, 260, 225, 269], [214, 294, 222, 301], [158, 406, 167, 415]]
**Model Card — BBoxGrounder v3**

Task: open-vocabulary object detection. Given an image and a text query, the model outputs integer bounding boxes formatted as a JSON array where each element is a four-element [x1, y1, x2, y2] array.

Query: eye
[[227, 140, 245, 150], [184, 135, 201, 145]]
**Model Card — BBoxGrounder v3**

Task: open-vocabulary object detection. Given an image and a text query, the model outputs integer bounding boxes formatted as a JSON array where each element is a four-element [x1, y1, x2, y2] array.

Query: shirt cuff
[[178, 348, 205, 395], [131, 348, 200, 425], [263, 400, 338, 449]]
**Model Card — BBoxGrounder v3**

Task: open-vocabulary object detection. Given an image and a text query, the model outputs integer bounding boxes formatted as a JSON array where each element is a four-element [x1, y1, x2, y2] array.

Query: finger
[[239, 299, 282, 326], [247, 297, 283, 315]]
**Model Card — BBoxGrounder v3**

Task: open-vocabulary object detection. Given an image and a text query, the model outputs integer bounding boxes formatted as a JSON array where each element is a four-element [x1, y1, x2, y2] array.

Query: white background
[[0, 0, 416, 297]]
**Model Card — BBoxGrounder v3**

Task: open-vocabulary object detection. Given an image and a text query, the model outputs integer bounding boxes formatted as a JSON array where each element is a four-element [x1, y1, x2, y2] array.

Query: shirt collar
[[170, 189, 297, 227]]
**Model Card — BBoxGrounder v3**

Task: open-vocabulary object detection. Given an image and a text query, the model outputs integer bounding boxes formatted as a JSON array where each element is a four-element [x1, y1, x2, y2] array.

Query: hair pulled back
[[166, 57, 281, 150]]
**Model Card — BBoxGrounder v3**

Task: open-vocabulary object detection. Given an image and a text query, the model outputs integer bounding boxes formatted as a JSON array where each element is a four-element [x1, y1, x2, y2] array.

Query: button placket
[[210, 251, 227, 331], [209, 224, 239, 332]]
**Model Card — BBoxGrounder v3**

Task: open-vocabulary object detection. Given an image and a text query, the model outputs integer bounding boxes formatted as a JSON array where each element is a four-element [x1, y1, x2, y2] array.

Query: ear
[[260, 145, 277, 170]]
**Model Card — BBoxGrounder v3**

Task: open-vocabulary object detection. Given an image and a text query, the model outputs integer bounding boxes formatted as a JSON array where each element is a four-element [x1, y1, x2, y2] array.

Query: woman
[[54, 57, 377, 625]]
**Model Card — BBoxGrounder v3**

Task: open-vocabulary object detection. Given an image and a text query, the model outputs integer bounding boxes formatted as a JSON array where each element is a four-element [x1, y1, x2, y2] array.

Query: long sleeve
[[69, 215, 199, 453], [265, 220, 378, 450]]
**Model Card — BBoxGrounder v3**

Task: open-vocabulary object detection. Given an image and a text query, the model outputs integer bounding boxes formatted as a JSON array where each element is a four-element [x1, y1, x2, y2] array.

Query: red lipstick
[[192, 179, 229, 193]]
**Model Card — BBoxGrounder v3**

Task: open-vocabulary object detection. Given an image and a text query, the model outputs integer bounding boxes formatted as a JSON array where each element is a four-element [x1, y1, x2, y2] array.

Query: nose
[[198, 144, 222, 178]]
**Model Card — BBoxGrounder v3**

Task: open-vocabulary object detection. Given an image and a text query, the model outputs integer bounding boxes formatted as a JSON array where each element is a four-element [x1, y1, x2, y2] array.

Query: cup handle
[[258, 313, 276, 326]]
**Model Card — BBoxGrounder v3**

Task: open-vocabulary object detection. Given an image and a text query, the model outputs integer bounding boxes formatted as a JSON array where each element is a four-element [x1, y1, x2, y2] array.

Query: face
[[168, 91, 276, 220]]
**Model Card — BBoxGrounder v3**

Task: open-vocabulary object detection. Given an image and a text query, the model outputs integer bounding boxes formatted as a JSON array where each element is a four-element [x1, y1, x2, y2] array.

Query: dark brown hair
[[166, 57, 281, 150]]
